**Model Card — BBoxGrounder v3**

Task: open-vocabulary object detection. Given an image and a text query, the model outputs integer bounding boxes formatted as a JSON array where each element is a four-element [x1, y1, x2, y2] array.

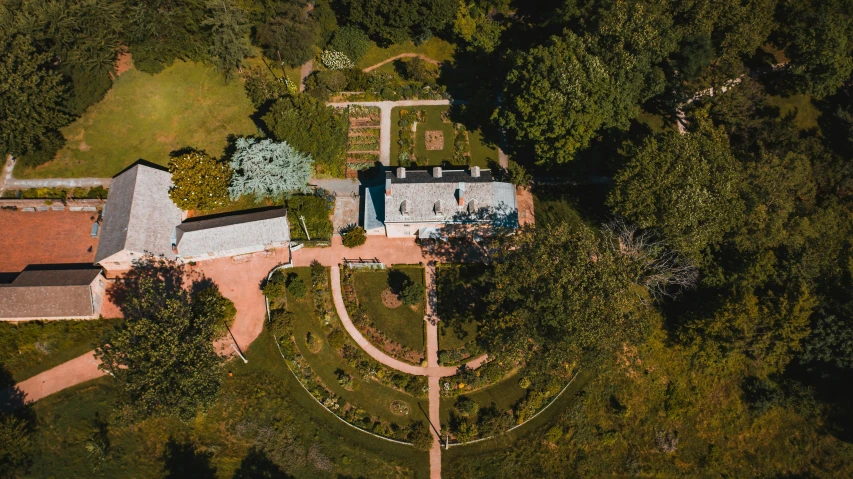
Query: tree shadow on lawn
[[386, 269, 411, 296], [162, 437, 216, 479], [232, 446, 295, 479]]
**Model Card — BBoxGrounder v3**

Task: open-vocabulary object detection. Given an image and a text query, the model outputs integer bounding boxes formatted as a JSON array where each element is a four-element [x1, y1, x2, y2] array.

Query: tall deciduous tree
[[330, 25, 370, 62], [341, 0, 456, 45], [453, 1, 503, 53], [95, 260, 226, 422], [204, 0, 252, 78], [0, 34, 70, 166], [498, 32, 626, 163], [228, 137, 313, 200], [168, 150, 232, 211], [608, 115, 744, 260], [263, 94, 348, 177]]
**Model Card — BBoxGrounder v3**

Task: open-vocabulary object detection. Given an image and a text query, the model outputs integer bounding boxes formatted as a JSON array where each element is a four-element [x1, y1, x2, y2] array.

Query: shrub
[[269, 309, 294, 338], [400, 279, 425, 306], [454, 420, 478, 444], [262, 271, 286, 299], [327, 328, 346, 350], [401, 57, 435, 84], [331, 26, 370, 62], [287, 194, 334, 240], [342, 226, 367, 248], [455, 396, 479, 416], [320, 50, 354, 70], [286, 273, 306, 298], [409, 421, 433, 451], [545, 426, 563, 443], [306, 331, 321, 351]]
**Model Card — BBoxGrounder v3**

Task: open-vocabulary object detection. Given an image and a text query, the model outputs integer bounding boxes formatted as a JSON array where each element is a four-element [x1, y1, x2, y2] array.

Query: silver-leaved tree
[[228, 137, 313, 200]]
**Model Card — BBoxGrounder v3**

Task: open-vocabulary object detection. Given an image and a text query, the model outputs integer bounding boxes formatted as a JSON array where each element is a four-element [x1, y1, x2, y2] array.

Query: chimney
[[471, 166, 480, 178], [458, 182, 465, 207], [433, 166, 442, 178], [385, 178, 392, 197], [396, 167, 406, 179]]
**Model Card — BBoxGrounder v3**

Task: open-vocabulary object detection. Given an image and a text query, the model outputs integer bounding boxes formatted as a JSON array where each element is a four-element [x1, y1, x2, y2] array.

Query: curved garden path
[[362, 53, 440, 73]]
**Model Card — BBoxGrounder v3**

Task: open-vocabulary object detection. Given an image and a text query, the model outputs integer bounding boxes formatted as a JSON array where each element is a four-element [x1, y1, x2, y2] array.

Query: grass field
[[17, 61, 258, 179], [23, 329, 429, 479], [532, 184, 611, 229], [390, 105, 496, 168], [767, 93, 821, 130], [0, 319, 119, 382], [352, 266, 426, 355], [286, 268, 423, 426], [356, 38, 456, 70]]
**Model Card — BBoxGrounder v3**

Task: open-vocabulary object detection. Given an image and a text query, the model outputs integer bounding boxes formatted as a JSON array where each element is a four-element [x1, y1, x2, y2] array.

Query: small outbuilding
[[0, 267, 106, 321], [174, 208, 290, 262]]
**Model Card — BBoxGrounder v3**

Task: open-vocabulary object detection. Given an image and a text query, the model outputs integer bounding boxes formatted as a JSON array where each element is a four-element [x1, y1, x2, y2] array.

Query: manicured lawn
[[16, 61, 257, 179], [767, 93, 821, 130], [0, 319, 119, 382], [352, 266, 426, 355], [24, 330, 429, 479], [439, 370, 527, 426], [286, 267, 423, 427], [390, 105, 496, 168], [356, 38, 456, 70], [436, 264, 485, 352]]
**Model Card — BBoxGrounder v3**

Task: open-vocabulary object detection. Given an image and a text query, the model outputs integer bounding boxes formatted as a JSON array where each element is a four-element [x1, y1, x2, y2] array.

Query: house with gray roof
[[366, 166, 518, 238], [175, 208, 290, 262], [0, 267, 106, 320], [95, 164, 183, 269]]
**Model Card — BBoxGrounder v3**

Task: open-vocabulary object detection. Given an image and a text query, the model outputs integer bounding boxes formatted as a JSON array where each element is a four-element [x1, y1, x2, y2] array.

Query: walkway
[[327, 100, 452, 166], [362, 53, 440, 73], [12, 351, 107, 403], [1, 157, 112, 189], [299, 59, 313, 92]]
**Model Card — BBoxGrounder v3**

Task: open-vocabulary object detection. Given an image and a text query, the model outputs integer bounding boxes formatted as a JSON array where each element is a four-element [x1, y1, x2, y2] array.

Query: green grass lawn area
[[285, 267, 423, 427], [436, 264, 485, 352], [0, 319, 119, 382], [356, 37, 456, 70], [439, 371, 527, 427], [635, 109, 670, 133], [767, 93, 821, 130], [17, 61, 257, 179], [353, 266, 426, 355], [390, 105, 496, 168], [24, 329, 428, 479]]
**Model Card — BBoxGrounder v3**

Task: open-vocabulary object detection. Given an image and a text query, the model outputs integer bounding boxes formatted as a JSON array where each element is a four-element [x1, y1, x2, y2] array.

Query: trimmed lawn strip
[[767, 93, 821, 131], [25, 330, 428, 479], [352, 266, 426, 357], [466, 130, 498, 168], [17, 61, 257, 179], [286, 268, 420, 427], [0, 319, 120, 382]]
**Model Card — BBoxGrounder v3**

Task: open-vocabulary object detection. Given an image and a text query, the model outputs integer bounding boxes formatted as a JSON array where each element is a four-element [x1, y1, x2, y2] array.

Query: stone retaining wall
[[0, 198, 105, 212]]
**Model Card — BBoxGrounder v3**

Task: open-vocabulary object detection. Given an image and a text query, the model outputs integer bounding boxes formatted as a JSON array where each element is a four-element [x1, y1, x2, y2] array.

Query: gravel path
[[362, 53, 440, 73]]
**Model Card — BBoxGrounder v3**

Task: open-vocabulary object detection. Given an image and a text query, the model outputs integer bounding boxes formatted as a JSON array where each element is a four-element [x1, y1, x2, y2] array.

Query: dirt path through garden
[[299, 59, 313, 92], [362, 54, 441, 73]]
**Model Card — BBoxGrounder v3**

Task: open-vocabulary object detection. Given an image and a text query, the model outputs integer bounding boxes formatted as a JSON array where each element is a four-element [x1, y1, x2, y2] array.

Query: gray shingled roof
[[176, 208, 290, 257], [383, 169, 518, 227], [95, 164, 183, 262], [0, 268, 101, 318]]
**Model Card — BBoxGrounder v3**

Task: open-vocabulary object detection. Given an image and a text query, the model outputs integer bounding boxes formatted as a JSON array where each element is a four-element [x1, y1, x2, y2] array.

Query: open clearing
[[16, 61, 257, 179]]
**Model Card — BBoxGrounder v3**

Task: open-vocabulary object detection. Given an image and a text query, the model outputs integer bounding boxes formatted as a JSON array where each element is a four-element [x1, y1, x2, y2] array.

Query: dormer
[[434, 200, 443, 215], [400, 199, 410, 215]]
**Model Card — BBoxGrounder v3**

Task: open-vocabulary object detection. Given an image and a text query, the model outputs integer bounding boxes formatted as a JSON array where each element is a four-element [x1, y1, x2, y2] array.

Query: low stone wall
[[0, 198, 105, 212]]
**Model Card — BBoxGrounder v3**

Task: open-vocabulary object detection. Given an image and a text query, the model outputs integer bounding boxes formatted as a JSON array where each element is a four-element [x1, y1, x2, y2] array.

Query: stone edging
[[445, 369, 581, 448], [263, 263, 416, 446]]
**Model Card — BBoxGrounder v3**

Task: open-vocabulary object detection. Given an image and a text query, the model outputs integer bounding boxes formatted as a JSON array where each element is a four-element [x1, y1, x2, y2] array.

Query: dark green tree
[[124, 0, 207, 74], [608, 114, 744, 260], [263, 94, 348, 177], [330, 25, 370, 62], [204, 0, 253, 78], [341, 0, 456, 45], [95, 259, 225, 422], [0, 34, 70, 166], [0, 415, 32, 478], [255, 12, 316, 67]]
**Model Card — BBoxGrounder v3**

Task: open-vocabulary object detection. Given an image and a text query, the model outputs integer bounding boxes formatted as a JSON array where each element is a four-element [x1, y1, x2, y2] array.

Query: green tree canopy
[[168, 150, 232, 211], [0, 34, 70, 166], [341, 0, 456, 45], [330, 25, 371, 62], [204, 0, 253, 78], [608, 115, 744, 260], [497, 32, 629, 163], [228, 137, 313, 200], [95, 260, 227, 422], [263, 94, 348, 177]]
